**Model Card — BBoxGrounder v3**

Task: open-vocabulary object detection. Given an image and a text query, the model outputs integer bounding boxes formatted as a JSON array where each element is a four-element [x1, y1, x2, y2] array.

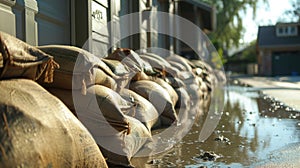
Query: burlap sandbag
[[0, 79, 107, 168], [0, 31, 58, 82], [37, 45, 117, 94], [102, 58, 130, 76], [120, 89, 161, 131], [97, 115, 152, 167], [152, 78, 178, 106], [72, 85, 133, 135], [166, 54, 193, 72], [106, 48, 156, 75], [140, 54, 181, 78], [129, 80, 178, 126]]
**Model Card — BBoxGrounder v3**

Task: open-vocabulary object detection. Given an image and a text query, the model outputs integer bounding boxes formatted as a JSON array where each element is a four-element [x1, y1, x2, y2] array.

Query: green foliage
[[200, 0, 267, 49], [228, 40, 257, 63]]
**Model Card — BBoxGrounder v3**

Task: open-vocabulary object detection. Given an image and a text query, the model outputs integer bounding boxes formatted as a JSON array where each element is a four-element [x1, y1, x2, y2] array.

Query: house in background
[[0, 0, 215, 59], [257, 22, 300, 76]]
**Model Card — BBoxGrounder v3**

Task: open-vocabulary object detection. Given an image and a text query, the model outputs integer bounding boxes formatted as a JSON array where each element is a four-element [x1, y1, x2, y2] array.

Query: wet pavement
[[132, 82, 300, 167]]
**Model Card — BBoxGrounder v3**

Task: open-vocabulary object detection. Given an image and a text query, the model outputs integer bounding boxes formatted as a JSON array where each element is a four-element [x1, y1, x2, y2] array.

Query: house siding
[[0, 0, 214, 58]]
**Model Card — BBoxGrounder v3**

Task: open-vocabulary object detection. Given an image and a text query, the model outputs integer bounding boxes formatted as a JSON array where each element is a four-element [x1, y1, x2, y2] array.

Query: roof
[[257, 25, 300, 48]]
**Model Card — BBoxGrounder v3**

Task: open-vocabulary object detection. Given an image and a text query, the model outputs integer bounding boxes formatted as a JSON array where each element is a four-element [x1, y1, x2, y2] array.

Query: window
[[276, 25, 298, 37]]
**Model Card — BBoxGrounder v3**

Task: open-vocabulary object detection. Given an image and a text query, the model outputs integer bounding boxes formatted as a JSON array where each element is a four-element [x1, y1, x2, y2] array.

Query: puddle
[[132, 84, 300, 167]]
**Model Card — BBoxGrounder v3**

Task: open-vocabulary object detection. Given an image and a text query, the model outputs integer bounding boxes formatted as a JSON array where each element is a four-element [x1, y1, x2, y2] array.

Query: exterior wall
[[0, 0, 16, 36], [258, 49, 272, 76], [0, 0, 213, 58]]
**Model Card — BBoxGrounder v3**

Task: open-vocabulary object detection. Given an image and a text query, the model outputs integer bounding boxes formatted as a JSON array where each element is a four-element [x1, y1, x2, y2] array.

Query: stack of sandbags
[[37, 46, 156, 167], [0, 79, 108, 168], [0, 32, 108, 167]]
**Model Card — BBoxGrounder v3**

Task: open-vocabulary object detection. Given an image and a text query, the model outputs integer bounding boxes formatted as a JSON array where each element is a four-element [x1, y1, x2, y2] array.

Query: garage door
[[272, 51, 300, 76], [36, 0, 71, 45]]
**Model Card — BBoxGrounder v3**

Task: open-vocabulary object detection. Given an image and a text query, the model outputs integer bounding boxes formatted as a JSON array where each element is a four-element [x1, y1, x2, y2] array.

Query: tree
[[279, 0, 300, 22], [200, 0, 267, 49]]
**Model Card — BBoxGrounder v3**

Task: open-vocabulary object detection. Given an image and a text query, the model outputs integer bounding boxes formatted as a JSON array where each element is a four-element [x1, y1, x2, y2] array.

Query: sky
[[242, 0, 296, 44]]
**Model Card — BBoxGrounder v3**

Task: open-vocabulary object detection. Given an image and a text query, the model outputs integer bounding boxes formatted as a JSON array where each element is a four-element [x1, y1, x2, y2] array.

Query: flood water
[[132, 84, 300, 167]]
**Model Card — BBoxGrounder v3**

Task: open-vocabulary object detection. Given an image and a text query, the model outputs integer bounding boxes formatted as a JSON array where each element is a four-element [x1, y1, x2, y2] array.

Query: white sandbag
[[0, 79, 108, 168]]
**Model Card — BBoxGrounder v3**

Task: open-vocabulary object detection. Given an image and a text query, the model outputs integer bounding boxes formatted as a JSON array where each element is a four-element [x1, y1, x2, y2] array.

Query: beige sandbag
[[106, 48, 154, 74], [102, 58, 130, 76], [175, 87, 191, 109], [129, 80, 178, 126], [0, 31, 58, 82], [152, 78, 178, 106], [140, 54, 181, 78], [120, 89, 161, 130], [0, 79, 107, 168], [37, 45, 117, 94], [73, 85, 133, 135], [97, 115, 151, 167], [166, 54, 193, 72], [165, 76, 185, 88], [168, 60, 188, 71]]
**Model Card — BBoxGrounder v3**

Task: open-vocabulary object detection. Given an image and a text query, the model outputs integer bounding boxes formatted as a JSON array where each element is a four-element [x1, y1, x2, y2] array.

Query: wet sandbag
[[0, 31, 58, 82], [97, 116, 151, 167], [120, 89, 161, 130], [0, 79, 108, 168], [73, 85, 133, 135], [129, 80, 178, 126], [37, 45, 116, 94]]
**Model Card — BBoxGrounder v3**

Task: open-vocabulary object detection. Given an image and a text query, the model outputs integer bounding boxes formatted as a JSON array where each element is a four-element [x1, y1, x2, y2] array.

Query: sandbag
[[37, 45, 117, 94], [166, 54, 193, 72], [140, 54, 181, 78], [97, 116, 151, 167], [0, 79, 107, 168], [73, 85, 133, 135], [152, 78, 178, 106], [175, 87, 191, 109], [106, 48, 154, 74], [168, 60, 188, 71], [120, 89, 161, 130], [129, 80, 178, 126], [0, 31, 58, 82], [102, 58, 150, 82]]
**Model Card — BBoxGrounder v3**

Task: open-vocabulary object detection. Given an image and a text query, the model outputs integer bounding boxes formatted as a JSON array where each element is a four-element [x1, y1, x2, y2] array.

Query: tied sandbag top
[[106, 48, 155, 74], [0, 31, 59, 83], [38, 45, 116, 94]]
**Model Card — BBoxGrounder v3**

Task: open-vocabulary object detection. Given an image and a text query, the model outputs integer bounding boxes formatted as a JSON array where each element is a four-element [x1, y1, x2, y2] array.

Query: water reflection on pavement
[[132, 85, 300, 167]]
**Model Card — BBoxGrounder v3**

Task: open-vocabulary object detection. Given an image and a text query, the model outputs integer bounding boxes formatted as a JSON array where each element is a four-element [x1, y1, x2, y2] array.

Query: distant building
[[257, 22, 300, 76], [0, 0, 215, 58]]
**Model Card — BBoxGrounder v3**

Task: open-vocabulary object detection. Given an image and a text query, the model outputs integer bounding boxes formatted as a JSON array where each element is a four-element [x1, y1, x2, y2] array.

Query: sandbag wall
[[0, 31, 219, 167], [0, 32, 108, 168]]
